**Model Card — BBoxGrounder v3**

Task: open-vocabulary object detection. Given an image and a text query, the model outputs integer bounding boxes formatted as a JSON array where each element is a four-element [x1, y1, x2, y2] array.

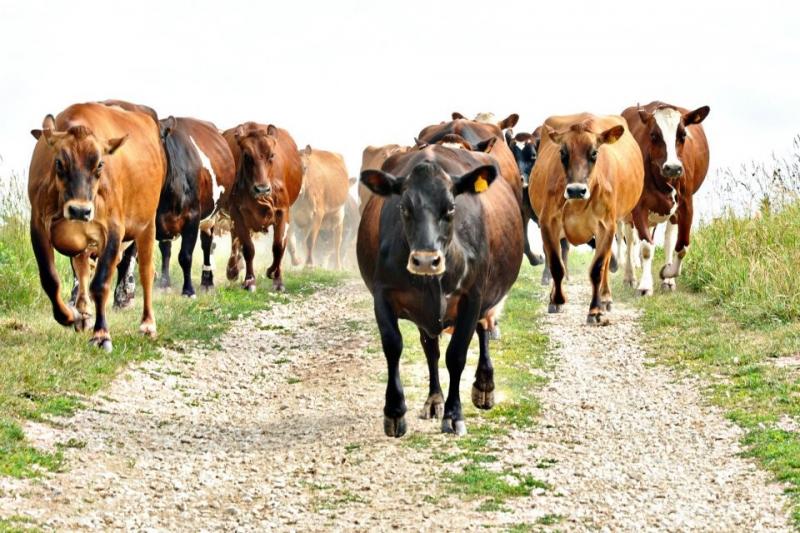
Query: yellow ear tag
[[474, 176, 489, 193]]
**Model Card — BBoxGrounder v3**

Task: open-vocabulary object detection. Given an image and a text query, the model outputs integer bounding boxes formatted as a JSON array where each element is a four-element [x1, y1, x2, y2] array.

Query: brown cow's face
[[548, 124, 624, 201], [31, 119, 126, 222], [361, 162, 497, 276], [236, 127, 279, 199], [639, 105, 710, 181]]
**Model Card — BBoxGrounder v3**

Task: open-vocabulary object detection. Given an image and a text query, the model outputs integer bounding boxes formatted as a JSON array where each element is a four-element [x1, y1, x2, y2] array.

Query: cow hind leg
[[136, 224, 158, 337], [200, 228, 215, 291], [637, 239, 656, 297], [442, 296, 481, 436], [178, 218, 200, 298], [622, 223, 637, 288], [113, 243, 137, 308], [660, 221, 678, 291], [375, 292, 407, 437], [226, 235, 243, 281], [542, 225, 567, 312], [471, 322, 495, 410], [88, 232, 122, 351], [419, 329, 444, 420], [71, 253, 93, 331], [158, 240, 172, 289], [266, 214, 288, 291], [587, 231, 613, 325]]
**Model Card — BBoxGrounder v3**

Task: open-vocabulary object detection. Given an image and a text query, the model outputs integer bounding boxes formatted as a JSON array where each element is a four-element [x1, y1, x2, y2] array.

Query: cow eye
[[677, 130, 687, 142], [268, 153, 275, 162], [560, 146, 569, 164], [589, 149, 598, 162], [650, 132, 659, 142], [95, 160, 104, 176], [54, 159, 65, 175], [443, 204, 456, 221]]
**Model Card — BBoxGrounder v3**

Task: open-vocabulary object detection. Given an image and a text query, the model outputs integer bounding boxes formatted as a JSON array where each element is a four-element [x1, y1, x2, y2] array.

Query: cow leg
[[240, 230, 257, 292], [226, 234, 243, 281], [374, 291, 406, 437], [600, 248, 613, 312], [661, 198, 693, 281], [88, 230, 122, 351], [200, 228, 215, 291], [266, 212, 288, 291], [471, 322, 495, 410], [158, 240, 172, 289], [113, 243, 137, 308], [623, 223, 637, 287], [442, 295, 481, 436], [541, 237, 569, 286], [71, 253, 93, 332], [587, 227, 614, 325], [331, 209, 345, 270], [178, 218, 200, 298], [136, 224, 158, 338], [304, 212, 324, 268], [30, 222, 78, 327], [637, 231, 657, 297], [542, 224, 567, 312], [660, 221, 677, 291], [418, 329, 444, 420], [287, 229, 300, 267], [522, 193, 543, 266]]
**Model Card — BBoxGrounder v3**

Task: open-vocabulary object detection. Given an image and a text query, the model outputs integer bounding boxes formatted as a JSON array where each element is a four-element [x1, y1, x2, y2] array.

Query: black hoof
[[89, 337, 113, 352], [528, 253, 545, 267], [244, 281, 257, 293], [637, 288, 653, 297], [419, 393, 444, 420], [441, 418, 467, 436], [158, 277, 171, 290], [272, 280, 285, 292], [384, 415, 407, 438], [471, 384, 495, 410], [586, 313, 609, 326], [660, 281, 676, 292], [226, 266, 239, 281], [548, 303, 563, 313], [610, 254, 619, 273], [200, 271, 214, 290]]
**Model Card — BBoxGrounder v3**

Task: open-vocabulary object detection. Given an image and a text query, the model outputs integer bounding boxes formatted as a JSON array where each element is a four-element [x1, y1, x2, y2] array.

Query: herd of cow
[[26, 99, 709, 437]]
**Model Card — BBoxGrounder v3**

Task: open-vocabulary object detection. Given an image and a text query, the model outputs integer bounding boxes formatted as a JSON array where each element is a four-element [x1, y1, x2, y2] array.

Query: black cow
[[505, 129, 544, 266], [357, 146, 523, 437]]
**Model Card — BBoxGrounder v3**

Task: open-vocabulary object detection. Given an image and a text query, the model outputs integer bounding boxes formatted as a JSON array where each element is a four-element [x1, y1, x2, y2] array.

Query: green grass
[[0, 515, 40, 533], [0, 420, 62, 478], [620, 201, 800, 525]]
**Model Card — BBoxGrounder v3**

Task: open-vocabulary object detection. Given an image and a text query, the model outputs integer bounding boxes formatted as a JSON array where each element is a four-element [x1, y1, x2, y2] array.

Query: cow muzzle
[[661, 163, 684, 180], [64, 201, 94, 222], [564, 184, 590, 201], [407, 250, 445, 276], [252, 183, 272, 198]]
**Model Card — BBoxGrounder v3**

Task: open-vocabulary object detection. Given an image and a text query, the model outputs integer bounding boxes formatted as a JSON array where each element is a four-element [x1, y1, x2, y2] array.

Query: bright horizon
[[1, 0, 799, 220]]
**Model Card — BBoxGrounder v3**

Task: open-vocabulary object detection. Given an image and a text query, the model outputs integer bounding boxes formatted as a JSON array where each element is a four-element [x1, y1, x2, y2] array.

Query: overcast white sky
[[1, 0, 799, 218]]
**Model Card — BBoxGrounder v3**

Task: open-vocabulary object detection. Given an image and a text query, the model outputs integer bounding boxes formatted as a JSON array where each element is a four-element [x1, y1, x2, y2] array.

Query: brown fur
[[358, 144, 411, 212]]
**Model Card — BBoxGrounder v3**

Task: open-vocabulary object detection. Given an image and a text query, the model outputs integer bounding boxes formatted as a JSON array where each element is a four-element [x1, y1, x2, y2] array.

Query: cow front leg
[[541, 223, 567, 312], [266, 212, 288, 291], [419, 328, 444, 420], [587, 227, 614, 325], [442, 295, 481, 436], [30, 222, 78, 327], [471, 322, 495, 410], [661, 196, 693, 283], [240, 230, 257, 292], [89, 231, 122, 351], [660, 221, 677, 291], [304, 212, 324, 268], [374, 291, 406, 437], [178, 217, 200, 297], [113, 243, 137, 308]]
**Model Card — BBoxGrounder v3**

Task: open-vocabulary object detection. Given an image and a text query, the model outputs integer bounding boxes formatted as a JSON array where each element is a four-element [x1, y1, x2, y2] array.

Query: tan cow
[[358, 144, 411, 212], [288, 146, 350, 269], [531, 113, 643, 325]]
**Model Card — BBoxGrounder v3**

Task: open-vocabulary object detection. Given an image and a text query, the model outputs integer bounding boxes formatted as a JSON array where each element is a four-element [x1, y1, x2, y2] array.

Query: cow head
[[233, 124, 279, 198], [546, 122, 624, 201], [637, 104, 710, 181], [505, 130, 538, 185], [361, 161, 497, 276], [31, 115, 127, 222]]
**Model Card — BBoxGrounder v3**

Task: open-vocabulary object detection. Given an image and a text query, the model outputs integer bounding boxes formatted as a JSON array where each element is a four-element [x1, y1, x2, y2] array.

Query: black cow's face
[[361, 161, 497, 276], [31, 118, 127, 222], [505, 131, 537, 185]]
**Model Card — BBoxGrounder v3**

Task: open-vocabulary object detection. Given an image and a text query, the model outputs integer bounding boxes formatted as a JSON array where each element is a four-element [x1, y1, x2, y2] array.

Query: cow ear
[[105, 134, 129, 155], [599, 125, 625, 145], [162, 116, 177, 138], [414, 137, 428, 148], [474, 137, 497, 153], [514, 132, 533, 143], [452, 165, 498, 196], [498, 113, 519, 130], [504, 129, 514, 146], [33, 114, 57, 143], [267, 125, 278, 136], [683, 105, 710, 126], [452, 112, 465, 120], [360, 169, 405, 196], [233, 125, 246, 140], [31, 129, 43, 140]]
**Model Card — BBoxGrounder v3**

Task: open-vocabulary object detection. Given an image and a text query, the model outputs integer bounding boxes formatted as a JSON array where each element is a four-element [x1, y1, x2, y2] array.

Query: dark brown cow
[[223, 122, 303, 292], [531, 113, 643, 324], [288, 146, 350, 268], [358, 144, 411, 212], [358, 145, 523, 437], [28, 102, 166, 351], [620, 101, 710, 295]]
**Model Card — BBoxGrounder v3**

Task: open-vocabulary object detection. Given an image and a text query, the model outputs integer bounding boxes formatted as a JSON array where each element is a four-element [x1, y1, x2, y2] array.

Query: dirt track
[[0, 276, 791, 531]]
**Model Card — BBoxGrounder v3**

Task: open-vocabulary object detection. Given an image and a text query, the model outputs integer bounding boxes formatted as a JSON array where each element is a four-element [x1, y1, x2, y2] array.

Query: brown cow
[[223, 122, 303, 292], [620, 101, 710, 295], [28, 102, 166, 351], [358, 144, 411, 212], [531, 113, 643, 324], [358, 145, 523, 437], [288, 146, 350, 268]]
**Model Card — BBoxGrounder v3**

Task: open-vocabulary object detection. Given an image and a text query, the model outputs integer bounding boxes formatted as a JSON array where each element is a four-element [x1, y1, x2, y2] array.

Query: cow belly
[[51, 220, 105, 256]]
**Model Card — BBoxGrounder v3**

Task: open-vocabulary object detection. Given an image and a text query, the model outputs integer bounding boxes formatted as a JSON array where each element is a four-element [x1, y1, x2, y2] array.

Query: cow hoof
[[488, 326, 501, 340], [602, 301, 612, 312], [243, 278, 257, 292], [226, 269, 239, 282], [419, 393, 444, 420], [548, 304, 563, 313], [528, 253, 544, 266], [266, 266, 278, 280], [637, 288, 653, 297], [441, 418, 467, 436], [272, 280, 285, 292], [73, 313, 91, 332], [181, 289, 196, 299], [139, 323, 157, 338], [660, 280, 676, 292], [609, 255, 619, 273], [540, 277, 552, 287], [89, 337, 113, 353], [471, 384, 494, 410], [623, 279, 636, 288], [200, 284, 214, 293], [158, 278, 171, 290], [586, 313, 609, 326], [383, 415, 407, 438]]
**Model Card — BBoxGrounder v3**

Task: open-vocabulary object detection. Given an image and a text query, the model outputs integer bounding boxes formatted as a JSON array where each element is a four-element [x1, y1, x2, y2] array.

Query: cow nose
[[252, 184, 272, 197], [407, 250, 445, 276], [662, 164, 683, 179], [67, 205, 93, 221], [564, 184, 589, 200]]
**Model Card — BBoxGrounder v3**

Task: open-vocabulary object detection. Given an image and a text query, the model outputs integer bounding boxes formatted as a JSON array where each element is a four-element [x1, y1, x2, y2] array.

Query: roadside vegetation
[[618, 143, 800, 524], [0, 171, 348, 480]]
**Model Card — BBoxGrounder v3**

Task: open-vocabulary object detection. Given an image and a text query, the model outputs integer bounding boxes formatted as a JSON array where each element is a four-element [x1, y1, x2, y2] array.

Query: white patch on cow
[[440, 142, 465, 150], [669, 187, 678, 216], [637, 240, 654, 296], [190, 136, 224, 220], [662, 220, 676, 271], [653, 108, 682, 170], [473, 112, 496, 124], [515, 141, 526, 150], [622, 223, 637, 286]]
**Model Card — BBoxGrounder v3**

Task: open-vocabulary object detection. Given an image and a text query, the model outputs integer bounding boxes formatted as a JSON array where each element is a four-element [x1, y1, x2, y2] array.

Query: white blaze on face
[[653, 108, 682, 171], [515, 141, 526, 150], [190, 136, 224, 205], [440, 142, 465, 150]]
